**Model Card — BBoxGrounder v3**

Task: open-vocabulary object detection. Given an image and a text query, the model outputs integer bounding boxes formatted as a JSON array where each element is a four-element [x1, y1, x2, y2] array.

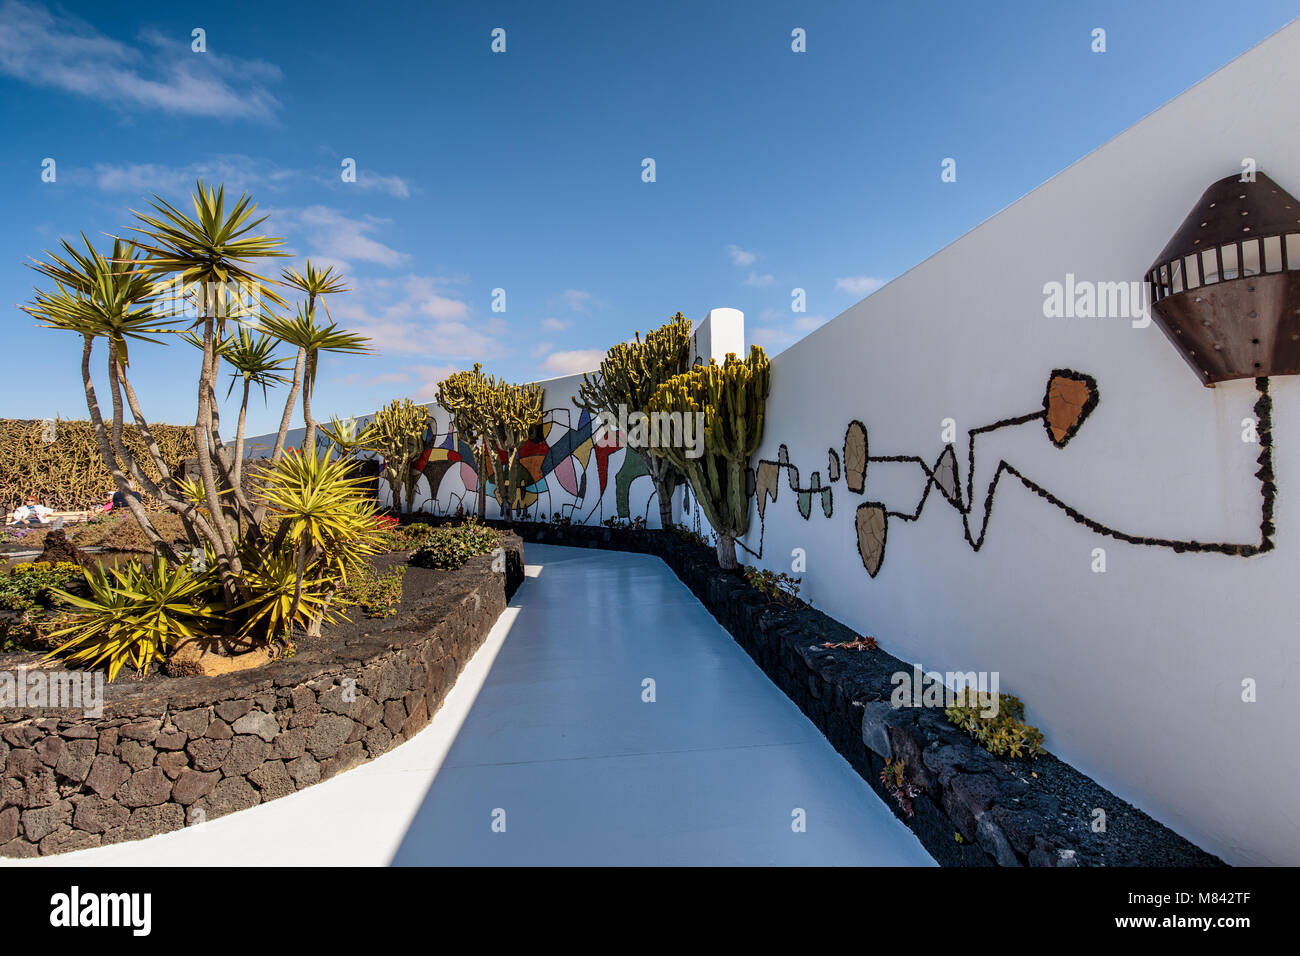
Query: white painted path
[[10, 544, 933, 867]]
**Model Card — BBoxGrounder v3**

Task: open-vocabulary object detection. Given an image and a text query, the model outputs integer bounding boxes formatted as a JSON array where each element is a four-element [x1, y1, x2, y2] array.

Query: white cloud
[[89, 155, 297, 197], [725, 244, 756, 266], [0, 1, 282, 121], [541, 349, 605, 376], [270, 206, 410, 270], [530, 342, 554, 359], [329, 274, 505, 361], [562, 289, 593, 313], [540, 317, 571, 331], [743, 271, 775, 287], [341, 370, 411, 387], [355, 172, 411, 199], [410, 365, 464, 400], [835, 276, 886, 296], [88, 157, 411, 205]]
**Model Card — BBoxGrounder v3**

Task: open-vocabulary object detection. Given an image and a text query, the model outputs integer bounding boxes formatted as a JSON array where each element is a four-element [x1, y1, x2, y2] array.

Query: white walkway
[[12, 544, 933, 867]]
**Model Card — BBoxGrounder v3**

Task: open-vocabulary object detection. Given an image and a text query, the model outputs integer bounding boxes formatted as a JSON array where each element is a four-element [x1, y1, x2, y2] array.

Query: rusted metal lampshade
[[1145, 172, 1300, 385]]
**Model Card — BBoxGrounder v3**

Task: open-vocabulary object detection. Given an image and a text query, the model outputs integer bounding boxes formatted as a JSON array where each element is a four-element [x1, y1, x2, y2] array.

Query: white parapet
[[692, 308, 745, 365]]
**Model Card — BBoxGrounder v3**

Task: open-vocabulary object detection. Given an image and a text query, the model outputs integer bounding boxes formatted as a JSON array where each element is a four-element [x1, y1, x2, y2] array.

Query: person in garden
[[7, 495, 54, 526]]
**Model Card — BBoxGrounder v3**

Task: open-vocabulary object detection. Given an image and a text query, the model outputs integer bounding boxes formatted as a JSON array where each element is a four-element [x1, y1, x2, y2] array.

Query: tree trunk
[[476, 439, 487, 519], [269, 347, 306, 462], [715, 533, 738, 570], [657, 489, 674, 530], [301, 351, 317, 452]]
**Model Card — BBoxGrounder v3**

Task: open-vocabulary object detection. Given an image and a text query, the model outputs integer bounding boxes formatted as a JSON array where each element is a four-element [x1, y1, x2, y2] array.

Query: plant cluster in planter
[[945, 689, 1046, 759], [408, 520, 503, 571], [0, 560, 83, 649], [743, 566, 802, 605], [20, 181, 387, 681]]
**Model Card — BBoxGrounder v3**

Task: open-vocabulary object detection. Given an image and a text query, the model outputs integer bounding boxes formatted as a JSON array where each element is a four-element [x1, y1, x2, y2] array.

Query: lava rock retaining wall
[[0, 536, 522, 858], [464, 520, 1221, 867]]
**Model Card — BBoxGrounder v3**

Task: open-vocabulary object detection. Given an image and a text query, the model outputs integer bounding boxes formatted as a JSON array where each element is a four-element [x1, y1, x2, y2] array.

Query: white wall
[[741, 22, 1300, 865]]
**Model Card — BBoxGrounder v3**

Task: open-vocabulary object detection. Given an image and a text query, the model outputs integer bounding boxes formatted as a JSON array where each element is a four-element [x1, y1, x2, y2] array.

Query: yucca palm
[[263, 260, 353, 459], [21, 237, 203, 559], [320, 415, 372, 456], [232, 543, 339, 641], [258, 303, 371, 455], [26, 236, 175, 356], [205, 327, 291, 486], [25, 182, 381, 674], [127, 180, 289, 313], [128, 180, 292, 597]]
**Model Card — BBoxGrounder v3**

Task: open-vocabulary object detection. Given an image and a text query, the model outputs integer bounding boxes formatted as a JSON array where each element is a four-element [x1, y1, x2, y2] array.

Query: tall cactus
[[482, 377, 545, 522], [575, 312, 693, 528], [364, 398, 429, 514], [648, 346, 770, 568], [436, 363, 492, 518]]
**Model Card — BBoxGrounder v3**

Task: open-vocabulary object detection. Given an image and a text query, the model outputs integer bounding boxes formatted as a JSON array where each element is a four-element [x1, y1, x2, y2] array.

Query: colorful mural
[[406, 406, 663, 522]]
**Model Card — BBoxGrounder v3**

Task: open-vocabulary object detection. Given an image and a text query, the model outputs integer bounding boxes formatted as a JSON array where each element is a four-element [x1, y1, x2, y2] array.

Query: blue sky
[[1, 0, 1296, 436]]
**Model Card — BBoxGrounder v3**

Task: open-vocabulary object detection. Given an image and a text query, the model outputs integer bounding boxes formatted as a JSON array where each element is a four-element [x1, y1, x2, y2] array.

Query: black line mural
[[753, 369, 1276, 577]]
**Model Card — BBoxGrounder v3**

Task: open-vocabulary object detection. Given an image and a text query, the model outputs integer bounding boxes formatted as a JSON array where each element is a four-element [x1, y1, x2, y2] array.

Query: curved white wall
[[741, 22, 1300, 865]]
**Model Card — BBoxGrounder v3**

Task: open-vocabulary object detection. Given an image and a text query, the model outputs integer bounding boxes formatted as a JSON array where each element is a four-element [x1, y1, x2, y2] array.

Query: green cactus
[[481, 376, 545, 521], [648, 346, 770, 568], [575, 312, 693, 528], [365, 398, 429, 515], [436, 363, 493, 518]]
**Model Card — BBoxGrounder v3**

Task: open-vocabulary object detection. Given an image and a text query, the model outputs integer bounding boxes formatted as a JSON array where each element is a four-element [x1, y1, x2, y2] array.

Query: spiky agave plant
[[242, 447, 385, 637], [46, 560, 217, 681]]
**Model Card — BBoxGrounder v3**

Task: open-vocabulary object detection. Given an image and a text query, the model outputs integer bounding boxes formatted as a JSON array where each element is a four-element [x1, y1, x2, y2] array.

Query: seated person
[[8, 496, 54, 526], [111, 481, 142, 511]]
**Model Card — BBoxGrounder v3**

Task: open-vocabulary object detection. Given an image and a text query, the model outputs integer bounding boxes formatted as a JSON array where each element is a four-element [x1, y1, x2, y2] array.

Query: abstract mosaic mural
[[753, 369, 1277, 577], [405, 405, 663, 522]]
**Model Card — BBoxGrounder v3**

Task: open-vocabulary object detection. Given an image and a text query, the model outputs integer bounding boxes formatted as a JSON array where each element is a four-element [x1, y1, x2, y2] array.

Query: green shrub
[[0, 560, 83, 650], [408, 520, 501, 571], [336, 564, 406, 619], [396, 523, 442, 550], [666, 523, 709, 548], [602, 515, 645, 531], [744, 566, 802, 605], [0, 561, 82, 611], [945, 690, 1045, 759]]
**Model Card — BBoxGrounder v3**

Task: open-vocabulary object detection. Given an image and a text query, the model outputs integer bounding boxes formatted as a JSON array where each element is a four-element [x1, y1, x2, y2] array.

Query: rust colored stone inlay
[[1043, 372, 1096, 448]]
